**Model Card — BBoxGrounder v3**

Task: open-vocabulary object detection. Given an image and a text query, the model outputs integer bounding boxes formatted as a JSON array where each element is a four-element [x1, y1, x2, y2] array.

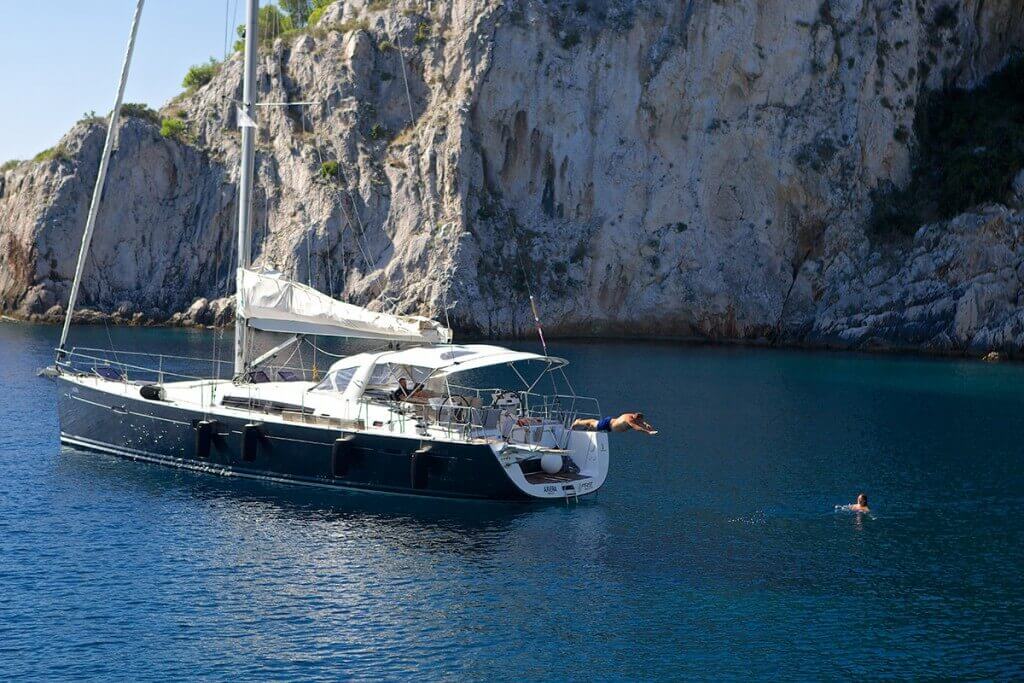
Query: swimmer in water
[[847, 493, 870, 513]]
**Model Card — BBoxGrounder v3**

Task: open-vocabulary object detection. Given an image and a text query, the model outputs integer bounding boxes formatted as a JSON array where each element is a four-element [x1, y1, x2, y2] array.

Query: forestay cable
[[58, 0, 146, 356]]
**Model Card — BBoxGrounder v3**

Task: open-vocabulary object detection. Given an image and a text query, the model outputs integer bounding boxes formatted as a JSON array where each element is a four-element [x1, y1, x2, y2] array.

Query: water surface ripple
[[1, 324, 1022, 679]]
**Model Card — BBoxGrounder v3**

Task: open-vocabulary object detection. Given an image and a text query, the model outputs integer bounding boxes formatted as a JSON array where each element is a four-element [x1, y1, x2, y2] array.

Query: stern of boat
[[494, 429, 609, 501]]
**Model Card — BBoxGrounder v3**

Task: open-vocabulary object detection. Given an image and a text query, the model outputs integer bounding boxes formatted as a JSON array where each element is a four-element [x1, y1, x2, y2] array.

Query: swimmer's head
[[857, 493, 868, 506]]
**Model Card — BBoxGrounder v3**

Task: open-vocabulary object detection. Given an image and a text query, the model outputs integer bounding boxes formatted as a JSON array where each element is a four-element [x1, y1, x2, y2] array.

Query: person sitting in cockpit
[[391, 377, 416, 401], [392, 377, 433, 403]]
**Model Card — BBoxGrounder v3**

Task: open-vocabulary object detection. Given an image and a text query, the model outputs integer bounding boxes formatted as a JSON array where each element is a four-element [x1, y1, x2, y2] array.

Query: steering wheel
[[438, 395, 471, 423]]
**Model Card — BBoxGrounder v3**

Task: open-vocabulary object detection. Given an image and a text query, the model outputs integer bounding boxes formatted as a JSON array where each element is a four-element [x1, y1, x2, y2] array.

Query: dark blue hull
[[56, 377, 531, 501]]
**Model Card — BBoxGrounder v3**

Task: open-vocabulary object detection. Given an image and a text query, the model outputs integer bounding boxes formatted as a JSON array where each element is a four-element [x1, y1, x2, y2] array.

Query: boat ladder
[[563, 483, 579, 505]]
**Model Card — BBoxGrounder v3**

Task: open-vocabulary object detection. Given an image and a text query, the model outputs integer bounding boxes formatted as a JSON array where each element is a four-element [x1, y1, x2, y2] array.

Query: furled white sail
[[236, 268, 452, 343]]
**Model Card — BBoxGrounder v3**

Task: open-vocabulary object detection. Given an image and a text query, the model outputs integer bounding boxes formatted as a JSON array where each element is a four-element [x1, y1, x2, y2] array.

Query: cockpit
[[304, 345, 580, 435]]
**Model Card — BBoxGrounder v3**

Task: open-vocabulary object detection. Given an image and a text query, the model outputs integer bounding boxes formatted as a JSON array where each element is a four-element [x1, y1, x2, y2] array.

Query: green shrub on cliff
[[1, 159, 21, 172], [307, 6, 327, 27], [33, 146, 70, 163], [121, 103, 161, 125], [160, 117, 188, 141], [871, 56, 1024, 236], [182, 59, 220, 92], [330, 18, 369, 35], [926, 59, 1024, 215], [307, 1, 334, 27], [78, 110, 104, 125], [413, 22, 430, 44], [77, 103, 158, 127], [319, 160, 341, 182]]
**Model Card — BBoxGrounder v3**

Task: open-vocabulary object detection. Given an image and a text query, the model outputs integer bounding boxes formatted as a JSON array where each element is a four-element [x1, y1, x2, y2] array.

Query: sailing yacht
[[46, 0, 610, 502]]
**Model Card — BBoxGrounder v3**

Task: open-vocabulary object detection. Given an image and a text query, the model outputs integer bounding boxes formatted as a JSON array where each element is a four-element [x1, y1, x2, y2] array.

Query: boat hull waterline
[[57, 376, 607, 502]]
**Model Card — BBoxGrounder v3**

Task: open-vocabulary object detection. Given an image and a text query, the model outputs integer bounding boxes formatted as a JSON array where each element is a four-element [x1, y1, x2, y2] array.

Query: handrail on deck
[[69, 346, 235, 365], [58, 349, 213, 382], [57, 347, 314, 384]]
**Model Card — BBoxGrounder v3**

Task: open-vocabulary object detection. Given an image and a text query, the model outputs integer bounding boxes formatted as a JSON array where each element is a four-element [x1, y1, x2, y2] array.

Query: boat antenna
[[233, 0, 259, 376], [515, 250, 549, 358], [57, 0, 145, 359], [528, 294, 548, 358], [515, 250, 561, 397]]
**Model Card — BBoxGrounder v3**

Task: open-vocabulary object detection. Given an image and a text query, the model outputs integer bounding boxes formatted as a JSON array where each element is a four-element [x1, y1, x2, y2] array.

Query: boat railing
[[389, 384, 601, 446], [56, 347, 321, 385], [57, 347, 223, 383], [443, 384, 601, 422], [519, 390, 602, 424]]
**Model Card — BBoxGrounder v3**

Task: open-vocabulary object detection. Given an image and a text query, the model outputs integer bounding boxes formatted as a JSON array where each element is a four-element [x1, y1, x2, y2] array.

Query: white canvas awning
[[378, 345, 567, 375], [237, 268, 452, 343], [319, 344, 568, 401], [326, 344, 567, 376]]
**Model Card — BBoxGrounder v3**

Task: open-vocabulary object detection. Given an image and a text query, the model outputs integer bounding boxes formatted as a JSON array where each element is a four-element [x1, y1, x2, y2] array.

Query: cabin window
[[312, 367, 357, 393], [366, 363, 432, 390]]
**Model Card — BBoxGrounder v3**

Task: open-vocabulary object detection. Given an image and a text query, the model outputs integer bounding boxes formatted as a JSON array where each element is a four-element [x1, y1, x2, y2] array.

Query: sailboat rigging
[[46, 0, 611, 502]]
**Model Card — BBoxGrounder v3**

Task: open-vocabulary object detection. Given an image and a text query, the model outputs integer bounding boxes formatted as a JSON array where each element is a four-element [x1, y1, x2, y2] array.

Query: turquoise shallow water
[[1, 322, 1023, 680]]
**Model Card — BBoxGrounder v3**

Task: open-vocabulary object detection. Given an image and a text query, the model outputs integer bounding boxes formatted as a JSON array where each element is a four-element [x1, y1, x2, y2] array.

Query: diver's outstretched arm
[[613, 413, 659, 435]]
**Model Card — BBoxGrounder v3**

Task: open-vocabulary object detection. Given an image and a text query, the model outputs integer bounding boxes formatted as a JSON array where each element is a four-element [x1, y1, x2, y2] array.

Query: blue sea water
[[1, 321, 1023, 680]]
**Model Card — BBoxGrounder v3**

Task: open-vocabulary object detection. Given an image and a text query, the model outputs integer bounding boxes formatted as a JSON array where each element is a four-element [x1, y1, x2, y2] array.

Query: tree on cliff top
[[279, 0, 334, 26], [233, 0, 334, 50], [234, 6, 293, 51]]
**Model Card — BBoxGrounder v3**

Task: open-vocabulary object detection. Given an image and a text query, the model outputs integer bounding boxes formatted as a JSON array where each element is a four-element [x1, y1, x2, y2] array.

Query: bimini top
[[237, 268, 452, 343], [327, 344, 567, 377]]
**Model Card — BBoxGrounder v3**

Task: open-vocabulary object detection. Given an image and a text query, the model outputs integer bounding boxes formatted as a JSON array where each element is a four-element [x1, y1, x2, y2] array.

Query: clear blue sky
[[0, 1, 246, 161]]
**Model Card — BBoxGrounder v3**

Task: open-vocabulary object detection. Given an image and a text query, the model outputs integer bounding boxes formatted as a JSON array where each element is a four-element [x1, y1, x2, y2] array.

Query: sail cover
[[237, 268, 452, 343]]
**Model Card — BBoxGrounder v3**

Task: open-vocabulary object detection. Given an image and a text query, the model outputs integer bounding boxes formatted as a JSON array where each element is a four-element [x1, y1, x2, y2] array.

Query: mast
[[234, 0, 260, 376], [57, 0, 145, 356]]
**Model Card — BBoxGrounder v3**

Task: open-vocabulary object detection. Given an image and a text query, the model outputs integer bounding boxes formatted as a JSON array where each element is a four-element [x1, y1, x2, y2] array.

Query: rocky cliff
[[1, 0, 1023, 355]]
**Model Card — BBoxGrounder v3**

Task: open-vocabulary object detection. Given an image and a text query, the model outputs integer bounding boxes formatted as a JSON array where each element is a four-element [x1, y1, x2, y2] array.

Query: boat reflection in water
[[57, 440, 613, 565]]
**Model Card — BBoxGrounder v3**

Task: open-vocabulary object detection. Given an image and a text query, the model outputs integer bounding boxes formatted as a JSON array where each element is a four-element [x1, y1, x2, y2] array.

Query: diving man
[[572, 413, 658, 435]]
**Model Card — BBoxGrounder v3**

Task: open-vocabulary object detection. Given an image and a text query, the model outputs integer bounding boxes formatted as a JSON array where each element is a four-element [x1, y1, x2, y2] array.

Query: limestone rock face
[[806, 207, 1024, 354], [0, 119, 233, 320], [1, 0, 1023, 355]]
